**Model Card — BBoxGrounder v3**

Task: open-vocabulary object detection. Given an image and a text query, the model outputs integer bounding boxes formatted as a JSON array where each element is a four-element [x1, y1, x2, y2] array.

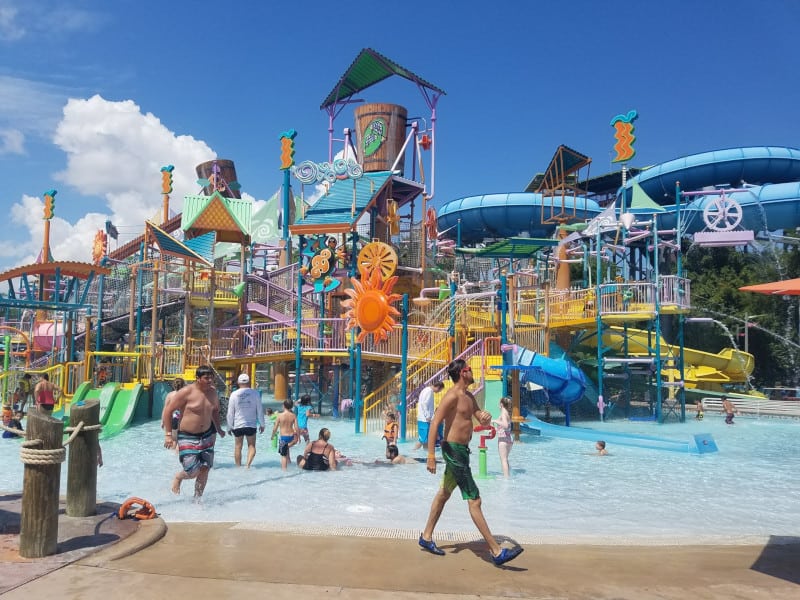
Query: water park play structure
[[2, 48, 800, 452]]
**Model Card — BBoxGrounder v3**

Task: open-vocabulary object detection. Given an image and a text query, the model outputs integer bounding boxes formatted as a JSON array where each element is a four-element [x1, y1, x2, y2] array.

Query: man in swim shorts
[[420, 359, 524, 566], [226, 373, 265, 468], [162, 366, 225, 497]]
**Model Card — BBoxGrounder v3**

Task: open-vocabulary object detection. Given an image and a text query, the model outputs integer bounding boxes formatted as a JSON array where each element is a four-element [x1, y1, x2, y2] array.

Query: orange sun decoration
[[341, 267, 402, 344]]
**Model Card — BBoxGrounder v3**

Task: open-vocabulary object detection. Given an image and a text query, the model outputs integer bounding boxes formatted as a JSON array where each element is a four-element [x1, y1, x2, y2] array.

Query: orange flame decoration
[[610, 110, 638, 163], [341, 267, 402, 344], [91, 230, 107, 265]]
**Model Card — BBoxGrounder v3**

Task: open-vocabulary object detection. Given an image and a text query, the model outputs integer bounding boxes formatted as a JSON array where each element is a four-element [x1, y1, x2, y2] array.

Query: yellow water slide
[[589, 326, 754, 388]]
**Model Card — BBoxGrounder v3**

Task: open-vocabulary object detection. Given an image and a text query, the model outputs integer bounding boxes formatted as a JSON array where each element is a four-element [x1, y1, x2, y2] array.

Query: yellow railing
[[361, 337, 450, 436], [192, 271, 242, 303], [86, 351, 144, 386]]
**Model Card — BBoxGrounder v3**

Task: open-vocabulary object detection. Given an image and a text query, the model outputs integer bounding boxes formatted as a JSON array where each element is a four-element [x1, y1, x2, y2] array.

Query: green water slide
[[101, 383, 144, 439], [88, 382, 119, 425], [51, 381, 93, 422]]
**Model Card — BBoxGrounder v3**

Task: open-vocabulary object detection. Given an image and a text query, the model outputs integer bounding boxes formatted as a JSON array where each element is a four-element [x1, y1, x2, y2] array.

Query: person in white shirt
[[226, 373, 265, 467], [414, 381, 444, 450]]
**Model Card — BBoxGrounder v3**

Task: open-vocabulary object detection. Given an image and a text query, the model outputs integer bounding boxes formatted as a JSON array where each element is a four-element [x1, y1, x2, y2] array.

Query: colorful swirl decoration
[[293, 159, 363, 185], [610, 110, 638, 163], [300, 235, 345, 293]]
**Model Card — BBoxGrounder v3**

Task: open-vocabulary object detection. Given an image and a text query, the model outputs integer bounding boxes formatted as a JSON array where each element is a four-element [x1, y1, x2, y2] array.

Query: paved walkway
[[0, 492, 151, 595], [2, 510, 798, 599]]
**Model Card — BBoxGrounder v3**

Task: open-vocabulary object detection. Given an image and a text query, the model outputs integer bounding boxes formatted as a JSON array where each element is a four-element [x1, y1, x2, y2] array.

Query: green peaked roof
[[321, 48, 445, 109], [182, 191, 252, 236]]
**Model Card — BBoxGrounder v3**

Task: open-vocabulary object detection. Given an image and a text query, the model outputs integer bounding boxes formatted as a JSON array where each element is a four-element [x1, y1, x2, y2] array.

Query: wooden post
[[20, 410, 63, 558], [66, 399, 100, 517]]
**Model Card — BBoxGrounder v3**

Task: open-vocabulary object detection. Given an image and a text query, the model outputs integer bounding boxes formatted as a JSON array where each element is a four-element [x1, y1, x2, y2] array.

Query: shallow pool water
[[2, 413, 798, 544]]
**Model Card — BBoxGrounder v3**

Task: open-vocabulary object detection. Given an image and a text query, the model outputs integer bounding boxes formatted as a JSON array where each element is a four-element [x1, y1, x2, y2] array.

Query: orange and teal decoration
[[43, 189, 57, 220], [610, 110, 638, 163]]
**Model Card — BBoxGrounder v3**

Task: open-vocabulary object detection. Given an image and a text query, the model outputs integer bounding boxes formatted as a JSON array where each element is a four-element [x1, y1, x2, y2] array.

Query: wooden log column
[[19, 410, 64, 558], [67, 399, 100, 517]]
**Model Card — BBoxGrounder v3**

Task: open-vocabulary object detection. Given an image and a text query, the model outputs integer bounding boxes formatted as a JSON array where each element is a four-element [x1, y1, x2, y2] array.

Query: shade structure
[[739, 278, 800, 295]]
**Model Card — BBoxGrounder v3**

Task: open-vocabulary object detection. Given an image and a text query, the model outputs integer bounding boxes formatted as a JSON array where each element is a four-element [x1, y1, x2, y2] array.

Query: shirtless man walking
[[419, 359, 523, 566], [162, 366, 225, 497]]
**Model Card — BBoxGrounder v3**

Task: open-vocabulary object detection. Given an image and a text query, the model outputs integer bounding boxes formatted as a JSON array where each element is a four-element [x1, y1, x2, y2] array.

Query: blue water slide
[[501, 343, 586, 408], [437, 146, 800, 243], [619, 146, 800, 205], [437, 193, 601, 244], [522, 416, 717, 454]]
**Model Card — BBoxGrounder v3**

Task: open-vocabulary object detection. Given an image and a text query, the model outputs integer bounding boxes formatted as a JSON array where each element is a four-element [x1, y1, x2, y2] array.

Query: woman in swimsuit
[[297, 428, 338, 471], [493, 396, 514, 478]]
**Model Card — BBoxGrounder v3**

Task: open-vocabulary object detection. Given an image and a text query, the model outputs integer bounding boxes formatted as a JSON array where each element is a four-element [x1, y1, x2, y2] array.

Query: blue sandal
[[492, 546, 524, 566], [418, 535, 445, 556]]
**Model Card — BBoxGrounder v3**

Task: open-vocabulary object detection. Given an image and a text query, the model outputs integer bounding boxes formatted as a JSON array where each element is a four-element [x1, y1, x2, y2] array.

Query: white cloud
[[53, 94, 216, 243], [0, 127, 24, 154], [3, 95, 220, 268], [8, 193, 104, 265]]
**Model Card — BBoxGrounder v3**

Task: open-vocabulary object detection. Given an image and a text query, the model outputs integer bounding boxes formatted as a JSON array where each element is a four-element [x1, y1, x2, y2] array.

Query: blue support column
[[676, 182, 686, 421], [135, 242, 144, 347], [399, 294, 409, 442], [500, 274, 508, 397], [354, 340, 362, 434], [294, 255, 303, 402], [449, 281, 457, 359], [332, 363, 340, 418], [95, 259, 106, 352], [653, 221, 663, 422], [595, 225, 604, 421]]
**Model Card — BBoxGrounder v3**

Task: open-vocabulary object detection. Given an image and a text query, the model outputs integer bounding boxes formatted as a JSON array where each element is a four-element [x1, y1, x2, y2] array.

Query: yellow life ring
[[118, 497, 158, 520]]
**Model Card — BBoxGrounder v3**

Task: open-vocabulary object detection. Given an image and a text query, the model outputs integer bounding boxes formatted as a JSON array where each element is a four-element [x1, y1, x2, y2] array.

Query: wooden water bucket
[[354, 103, 408, 174], [195, 159, 241, 198]]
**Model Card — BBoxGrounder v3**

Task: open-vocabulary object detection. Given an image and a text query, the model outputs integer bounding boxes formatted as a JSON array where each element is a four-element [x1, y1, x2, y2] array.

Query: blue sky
[[1, 0, 799, 271]]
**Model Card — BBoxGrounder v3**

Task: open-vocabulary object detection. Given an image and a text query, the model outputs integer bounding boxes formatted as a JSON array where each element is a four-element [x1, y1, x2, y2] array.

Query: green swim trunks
[[441, 441, 480, 500]]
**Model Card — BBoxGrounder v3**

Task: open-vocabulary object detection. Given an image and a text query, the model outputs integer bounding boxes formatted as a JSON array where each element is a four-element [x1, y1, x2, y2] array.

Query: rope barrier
[[0, 419, 104, 466], [0, 422, 24, 437]]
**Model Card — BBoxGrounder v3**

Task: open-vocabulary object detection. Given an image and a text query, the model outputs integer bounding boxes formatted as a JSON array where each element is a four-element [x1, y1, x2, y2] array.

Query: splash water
[[2, 415, 798, 545]]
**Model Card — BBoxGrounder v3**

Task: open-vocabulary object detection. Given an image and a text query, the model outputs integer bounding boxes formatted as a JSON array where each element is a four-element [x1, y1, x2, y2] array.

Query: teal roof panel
[[147, 221, 213, 266], [292, 172, 392, 230]]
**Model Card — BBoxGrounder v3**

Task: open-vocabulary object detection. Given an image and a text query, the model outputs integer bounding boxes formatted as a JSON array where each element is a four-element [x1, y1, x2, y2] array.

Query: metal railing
[[246, 273, 319, 320], [361, 337, 451, 436]]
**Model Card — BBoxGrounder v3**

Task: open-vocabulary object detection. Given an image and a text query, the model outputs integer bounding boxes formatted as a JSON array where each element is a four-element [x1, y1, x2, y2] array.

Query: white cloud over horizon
[[6, 95, 223, 268]]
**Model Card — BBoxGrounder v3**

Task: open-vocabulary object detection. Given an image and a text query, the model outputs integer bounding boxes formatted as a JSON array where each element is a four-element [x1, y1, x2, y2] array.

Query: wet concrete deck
[[1, 503, 798, 600]]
